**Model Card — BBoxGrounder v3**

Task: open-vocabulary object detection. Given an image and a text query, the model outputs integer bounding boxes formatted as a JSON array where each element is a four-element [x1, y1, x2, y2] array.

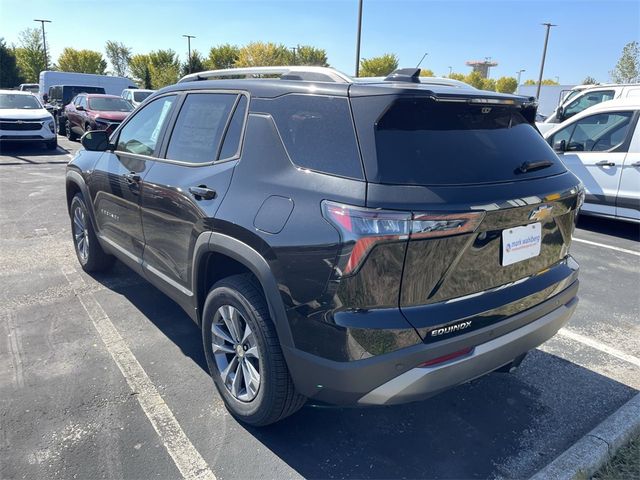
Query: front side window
[[563, 90, 615, 119], [560, 112, 634, 152], [165, 93, 237, 164], [116, 95, 176, 156]]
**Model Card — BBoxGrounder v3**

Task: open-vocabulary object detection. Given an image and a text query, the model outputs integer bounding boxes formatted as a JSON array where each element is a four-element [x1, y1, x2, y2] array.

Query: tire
[[57, 115, 66, 135], [46, 138, 57, 150], [202, 274, 306, 426], [69, 194, 114, 272], [66, 123, 78, 141]]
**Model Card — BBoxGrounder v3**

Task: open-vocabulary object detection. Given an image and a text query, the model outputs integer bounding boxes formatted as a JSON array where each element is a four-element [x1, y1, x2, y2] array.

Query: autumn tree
[[523, 78, 559, 86], [14, 28, 48, 83], [0, 38, 24, 87], [611, 41, 639, 83], [495, 76, 518, 93], [235, 42, 292, 67], [359, 53, 398, 77], [206, 44, 240, 69], [418, 68, 435, 77], [105, 41, 131, 77], [57, 48, 107, 74]]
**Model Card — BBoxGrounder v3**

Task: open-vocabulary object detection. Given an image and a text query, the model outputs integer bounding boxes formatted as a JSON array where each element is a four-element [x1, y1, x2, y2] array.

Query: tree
[[57, 48, 107, 74], [481, 78, 496, 91], [14, 28, 48, 83], [495, 76, 518, 93], [0, 38, 24, 87], [105, 41, 131, 77], [464, 71, 485, 89], [148, 49, 180, 88], [449, 72, 466, 81], [418, 68, 435, 77], [611, 41, 639, 83], [294, 45, 328, 66], [130, 54, 152, 87], [235, 42, 292, 67], [181, 49, 205, 77], [359, 53, 398, 77], [206, 44, 240, 69], [523, 78, 559, 86], [582, 76, 598, 85]]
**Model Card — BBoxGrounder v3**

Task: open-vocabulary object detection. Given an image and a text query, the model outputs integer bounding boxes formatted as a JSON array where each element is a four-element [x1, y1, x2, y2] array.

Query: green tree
[[495, 76, 518, 93], [294, 45, 328, 66], [449, 72, 466, 81], [105, 41, 131, 77], [130, 54, 151, 87], [481, 78, 496, 91], [419, 68, 435, 77], [57, 48, 107, 74], [181, 49, 206, 77], [582, 76, 598, 84], [523, 78, 559, 86], [148, 49, 180, 88], [235, 42, 292, 67], [464, 71, 485, 89], [611, 41, 639, 83], [359, 53, 398, 77], [206, 44, 240, 69], [0, 38, 24, 87], [14, 28, 48, 83]]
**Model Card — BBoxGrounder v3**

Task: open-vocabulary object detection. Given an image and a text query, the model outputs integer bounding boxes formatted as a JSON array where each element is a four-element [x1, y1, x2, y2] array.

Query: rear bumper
[[284, 279, 578, 405]]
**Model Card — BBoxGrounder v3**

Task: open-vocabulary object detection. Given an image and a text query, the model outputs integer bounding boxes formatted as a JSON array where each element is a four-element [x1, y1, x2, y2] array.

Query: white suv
[[121, 88, 155, 108], [0, 90, 57, 150]]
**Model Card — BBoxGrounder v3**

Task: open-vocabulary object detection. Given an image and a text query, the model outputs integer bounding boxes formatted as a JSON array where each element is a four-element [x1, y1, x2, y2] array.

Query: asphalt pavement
[[0, 136, 638, 479]]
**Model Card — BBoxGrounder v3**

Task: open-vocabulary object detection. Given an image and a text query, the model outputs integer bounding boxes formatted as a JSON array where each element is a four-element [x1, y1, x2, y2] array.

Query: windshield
[[0, 94, 42, 110], [360, 98, 566, 185], [22, 85, 39, 93], [133, 91, 152, 102], [88, 97, 134, 112]]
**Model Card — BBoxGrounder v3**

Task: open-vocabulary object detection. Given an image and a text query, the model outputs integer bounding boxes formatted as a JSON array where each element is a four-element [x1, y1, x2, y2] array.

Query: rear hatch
[[349, 88, 582, 339]]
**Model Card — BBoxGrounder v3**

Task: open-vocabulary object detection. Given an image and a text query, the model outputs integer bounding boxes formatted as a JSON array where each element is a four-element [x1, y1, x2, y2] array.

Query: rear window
[[63, 86, 105, 104], [368, 99, 565, 185], [258, 95, 364, 180]]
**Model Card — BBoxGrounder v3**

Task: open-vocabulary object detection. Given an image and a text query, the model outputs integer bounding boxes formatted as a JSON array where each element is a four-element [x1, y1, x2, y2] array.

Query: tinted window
[[368, 99, 565, 185], [263, 94, 363, 179], [219, 96, 247, 160], [133, 91, 152, 102], [166, 93, 237, 164], [117, 96, 176, 156], [566, 112, 633, 152], [88, 97, 133, 112]]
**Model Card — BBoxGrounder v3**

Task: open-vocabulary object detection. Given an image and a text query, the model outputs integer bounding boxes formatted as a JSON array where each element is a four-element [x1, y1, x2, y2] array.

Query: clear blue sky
[[1, 0, 638, 84]]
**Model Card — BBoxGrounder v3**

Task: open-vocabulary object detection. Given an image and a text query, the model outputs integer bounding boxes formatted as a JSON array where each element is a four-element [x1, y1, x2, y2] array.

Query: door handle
[[631, 161, 640, 167], [189, 186, 217, 200], [123, 172, 141, 183], [595, 160, 615, 167]]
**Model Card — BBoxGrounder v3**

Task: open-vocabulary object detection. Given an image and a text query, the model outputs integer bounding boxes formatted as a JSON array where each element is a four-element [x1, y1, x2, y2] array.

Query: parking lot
[[0, 136, 638, 479]]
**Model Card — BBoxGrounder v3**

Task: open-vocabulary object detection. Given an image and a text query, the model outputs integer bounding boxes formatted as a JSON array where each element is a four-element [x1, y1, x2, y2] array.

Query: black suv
[[66, 67, 582, 426]]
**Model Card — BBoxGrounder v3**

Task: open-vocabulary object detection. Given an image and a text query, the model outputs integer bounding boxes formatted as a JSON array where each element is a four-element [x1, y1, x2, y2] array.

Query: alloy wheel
[[73, 205, 89, 262], [211, 305, 261, 402]]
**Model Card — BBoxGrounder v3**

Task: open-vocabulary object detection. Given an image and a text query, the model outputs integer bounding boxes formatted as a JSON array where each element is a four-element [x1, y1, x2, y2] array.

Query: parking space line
[[572, 237, 640, 257], [60, 265, 216, 480], [558, 328, 640, 368]]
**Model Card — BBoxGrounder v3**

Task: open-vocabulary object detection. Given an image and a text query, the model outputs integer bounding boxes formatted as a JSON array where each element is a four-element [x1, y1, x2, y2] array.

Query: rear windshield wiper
[[518, 160, 553, 173]]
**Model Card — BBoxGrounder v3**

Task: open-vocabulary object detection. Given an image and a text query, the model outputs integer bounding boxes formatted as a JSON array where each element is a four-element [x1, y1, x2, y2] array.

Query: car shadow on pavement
[[0, 142, 71, 163], [577, 215, 640, 242]]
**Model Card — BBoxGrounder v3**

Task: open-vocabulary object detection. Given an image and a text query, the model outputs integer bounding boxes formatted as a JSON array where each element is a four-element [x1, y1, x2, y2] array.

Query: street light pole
[[516, 69, 525, 86], [33, 19, 51, 70], [536, 22, 557, 99], [354, 0, 363, 77], [182, 34, 196, 73], [416, 52, 428, 68]]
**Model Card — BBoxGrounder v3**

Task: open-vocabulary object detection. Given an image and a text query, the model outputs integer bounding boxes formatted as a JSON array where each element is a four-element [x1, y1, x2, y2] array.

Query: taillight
[[322, 201, 484, 276]]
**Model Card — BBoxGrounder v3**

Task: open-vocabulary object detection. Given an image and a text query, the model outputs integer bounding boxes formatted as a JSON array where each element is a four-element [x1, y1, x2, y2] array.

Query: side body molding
[[200, 232, 294, 349]]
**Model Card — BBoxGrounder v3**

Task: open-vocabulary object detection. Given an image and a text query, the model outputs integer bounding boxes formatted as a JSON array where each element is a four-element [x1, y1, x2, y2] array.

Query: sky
[[1, 0, 638, 84]]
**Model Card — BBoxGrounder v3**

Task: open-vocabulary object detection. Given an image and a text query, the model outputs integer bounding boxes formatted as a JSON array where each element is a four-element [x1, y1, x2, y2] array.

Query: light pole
[[354, 0, 363, 77], [182, 34, 196, 73], [416, 52, 428, 68], [33, 19, 51, 70], [536, 22, 557, 98], [516, 69, 525, 86], [448, 66, 452, 77], [290, 45, 298, 65]]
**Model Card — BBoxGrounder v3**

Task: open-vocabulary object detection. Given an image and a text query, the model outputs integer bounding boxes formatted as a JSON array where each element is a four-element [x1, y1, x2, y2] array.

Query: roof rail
[[384, 68, 421, 83], [178, 66, 353, 84]]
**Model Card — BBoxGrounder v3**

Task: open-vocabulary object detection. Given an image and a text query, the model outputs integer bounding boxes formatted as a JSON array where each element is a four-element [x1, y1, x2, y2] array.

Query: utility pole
[[182, 34, 196, 73], [516, 69, 525, 86], [354, 0, 363, 77], [536, 22, 557, 98], [33, 19, 51, 70], [416, 52, 428, 68], [448, 66, 452, 77]]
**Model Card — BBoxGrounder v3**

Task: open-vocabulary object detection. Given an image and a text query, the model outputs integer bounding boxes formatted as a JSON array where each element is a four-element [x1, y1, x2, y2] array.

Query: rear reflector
[[418, 347, 474, 367]]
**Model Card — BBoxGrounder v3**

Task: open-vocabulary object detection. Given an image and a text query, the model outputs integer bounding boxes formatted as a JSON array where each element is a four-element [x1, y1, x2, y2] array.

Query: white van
[[38, 71, 137, 98], [538, 84, 640, 133]]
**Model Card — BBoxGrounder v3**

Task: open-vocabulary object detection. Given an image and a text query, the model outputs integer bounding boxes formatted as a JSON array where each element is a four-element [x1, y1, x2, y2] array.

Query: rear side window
[[166, 93, 237, 164], [219, 95, 247, 160], [367, 99, 565, 185], [263, 94, 363, 179]]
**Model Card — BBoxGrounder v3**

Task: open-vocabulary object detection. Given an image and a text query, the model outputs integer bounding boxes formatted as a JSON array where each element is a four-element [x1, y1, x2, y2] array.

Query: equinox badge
[[431, 321, 472, 337]]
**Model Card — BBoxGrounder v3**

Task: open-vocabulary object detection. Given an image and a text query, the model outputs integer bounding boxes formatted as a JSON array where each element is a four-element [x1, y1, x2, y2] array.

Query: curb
[[530, 392, 640, 480]]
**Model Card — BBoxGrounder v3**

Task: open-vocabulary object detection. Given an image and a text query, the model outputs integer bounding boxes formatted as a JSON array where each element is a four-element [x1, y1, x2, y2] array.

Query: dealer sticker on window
[[501, 222, 542, 266]]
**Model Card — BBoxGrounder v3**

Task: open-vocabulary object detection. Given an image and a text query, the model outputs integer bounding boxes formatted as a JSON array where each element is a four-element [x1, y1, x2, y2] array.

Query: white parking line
[[572, 237, 640, 257], [558, 328, 640, 368], [60, 265, 216, 480]]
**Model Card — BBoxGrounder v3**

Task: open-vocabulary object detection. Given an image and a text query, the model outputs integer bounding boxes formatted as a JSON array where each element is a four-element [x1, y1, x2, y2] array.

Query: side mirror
[[81, 130, 111, 152], [553, 139, 566, 152], [555, 105, 564, 121], [76, 105, 85, 111]]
